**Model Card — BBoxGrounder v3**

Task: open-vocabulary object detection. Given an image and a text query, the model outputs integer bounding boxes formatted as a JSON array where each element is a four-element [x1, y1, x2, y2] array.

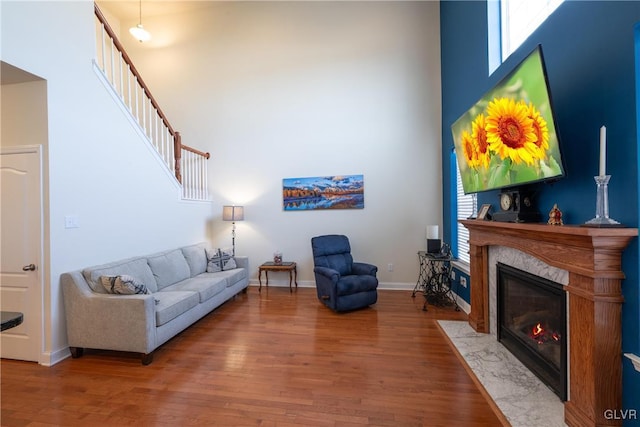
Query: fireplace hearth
[[497, 262, 567, 400]]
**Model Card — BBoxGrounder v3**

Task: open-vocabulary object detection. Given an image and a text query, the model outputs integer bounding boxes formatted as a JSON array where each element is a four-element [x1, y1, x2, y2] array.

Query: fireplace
[[497, 263, 567, 400], [461, 220, 637, 427]]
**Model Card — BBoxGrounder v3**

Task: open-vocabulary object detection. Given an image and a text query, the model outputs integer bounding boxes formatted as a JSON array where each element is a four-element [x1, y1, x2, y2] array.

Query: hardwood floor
[[1, 288, 503, 426]]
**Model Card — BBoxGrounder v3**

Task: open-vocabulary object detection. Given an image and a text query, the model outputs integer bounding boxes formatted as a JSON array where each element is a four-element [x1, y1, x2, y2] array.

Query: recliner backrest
[[311, 235, 353, 276]]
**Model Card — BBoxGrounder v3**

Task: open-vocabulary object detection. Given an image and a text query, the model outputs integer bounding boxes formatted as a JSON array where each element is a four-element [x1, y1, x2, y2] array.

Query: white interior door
[[0, 146, 43, 362]]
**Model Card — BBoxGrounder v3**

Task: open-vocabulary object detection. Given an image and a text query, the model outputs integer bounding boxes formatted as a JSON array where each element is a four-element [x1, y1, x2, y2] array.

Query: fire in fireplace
[[497, 263, 567, 400]]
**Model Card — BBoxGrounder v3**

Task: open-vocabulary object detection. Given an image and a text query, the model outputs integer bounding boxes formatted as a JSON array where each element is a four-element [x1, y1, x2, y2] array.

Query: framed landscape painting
[[282, 175, 364, 211]]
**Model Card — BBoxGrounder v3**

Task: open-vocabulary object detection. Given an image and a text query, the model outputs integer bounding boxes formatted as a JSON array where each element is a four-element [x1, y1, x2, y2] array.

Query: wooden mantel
[[460, 220, 637, 427]]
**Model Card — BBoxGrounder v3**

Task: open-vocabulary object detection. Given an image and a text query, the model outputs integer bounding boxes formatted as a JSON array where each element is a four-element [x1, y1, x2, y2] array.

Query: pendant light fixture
[[129, 0, 151, 42]]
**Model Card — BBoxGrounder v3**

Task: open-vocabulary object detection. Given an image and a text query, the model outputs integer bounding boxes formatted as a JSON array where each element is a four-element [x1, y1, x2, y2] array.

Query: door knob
[[22, 264, 36, 271]]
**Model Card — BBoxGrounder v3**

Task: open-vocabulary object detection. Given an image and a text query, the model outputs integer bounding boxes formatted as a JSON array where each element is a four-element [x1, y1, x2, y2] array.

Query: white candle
[[599, 125, 607, 176]]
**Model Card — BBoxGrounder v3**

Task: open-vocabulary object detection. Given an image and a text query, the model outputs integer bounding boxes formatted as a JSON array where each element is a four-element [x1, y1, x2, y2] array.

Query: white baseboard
[[41, 347, 71, 367], [451, 293, 471, 314], [248, 279, 416, 291]]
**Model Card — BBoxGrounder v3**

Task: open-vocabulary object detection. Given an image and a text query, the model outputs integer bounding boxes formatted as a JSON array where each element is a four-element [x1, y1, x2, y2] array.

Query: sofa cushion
[[181, 243, 208, 277], [147, 249, 191, 290], [83, 257, 158, 294], [100, 275, 151, 295], [154, 291, 200, 326], [209, 268, 247, 288], [161, 276, 227, 303], [336, 274, 378, 296]]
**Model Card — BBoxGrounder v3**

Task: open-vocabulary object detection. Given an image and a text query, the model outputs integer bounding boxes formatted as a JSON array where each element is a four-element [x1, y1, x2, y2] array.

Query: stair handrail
[[94, 3, 210, 200], [95, 4, 175, 136]]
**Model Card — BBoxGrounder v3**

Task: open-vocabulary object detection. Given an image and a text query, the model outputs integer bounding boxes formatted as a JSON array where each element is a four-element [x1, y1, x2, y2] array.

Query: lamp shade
[[223, 205, 244, 221], [426, 225, 439, 239]]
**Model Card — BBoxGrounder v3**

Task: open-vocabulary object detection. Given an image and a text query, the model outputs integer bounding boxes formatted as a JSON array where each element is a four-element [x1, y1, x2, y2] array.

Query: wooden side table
[[258, 262, 297, 292]]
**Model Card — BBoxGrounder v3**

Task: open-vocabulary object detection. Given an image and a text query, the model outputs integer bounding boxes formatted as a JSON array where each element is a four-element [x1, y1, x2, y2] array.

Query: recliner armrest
[[313, 266, 340, 283], [352, 262, 378, 277]]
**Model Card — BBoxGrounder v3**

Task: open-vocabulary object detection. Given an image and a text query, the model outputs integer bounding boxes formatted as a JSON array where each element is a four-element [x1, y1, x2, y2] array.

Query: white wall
[[115, 1, 443, 287], [1, 81, 48, 149], [1, 1, 213, 364]]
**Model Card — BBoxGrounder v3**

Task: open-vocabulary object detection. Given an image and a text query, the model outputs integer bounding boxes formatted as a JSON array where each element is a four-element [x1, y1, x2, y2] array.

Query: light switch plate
[[65, 215, 79, 229]]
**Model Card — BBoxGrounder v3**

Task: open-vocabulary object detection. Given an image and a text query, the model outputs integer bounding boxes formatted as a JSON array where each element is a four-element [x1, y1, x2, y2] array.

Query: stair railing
[[93, 3, 209, 200]]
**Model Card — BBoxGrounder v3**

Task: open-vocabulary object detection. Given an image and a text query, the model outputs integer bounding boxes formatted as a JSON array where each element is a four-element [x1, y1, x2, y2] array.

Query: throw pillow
[[219, 247, 237, 271], [206, 248, 222, 273], [100, 275, 150, 295]]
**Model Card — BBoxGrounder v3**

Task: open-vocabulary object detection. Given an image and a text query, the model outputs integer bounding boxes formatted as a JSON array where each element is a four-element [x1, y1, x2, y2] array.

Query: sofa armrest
[[61, 271, 157, 354], [352, 262, 378, 277], [234, 256, 249, 271]]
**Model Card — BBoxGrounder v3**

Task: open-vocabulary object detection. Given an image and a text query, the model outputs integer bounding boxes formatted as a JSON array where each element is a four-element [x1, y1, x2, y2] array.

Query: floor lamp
[[222, 205, 244, 256]]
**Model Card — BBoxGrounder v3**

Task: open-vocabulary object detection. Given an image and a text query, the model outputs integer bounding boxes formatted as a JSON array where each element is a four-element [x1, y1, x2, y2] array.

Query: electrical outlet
[[460, 277, 467, 288], [387, 263, 394, 272]]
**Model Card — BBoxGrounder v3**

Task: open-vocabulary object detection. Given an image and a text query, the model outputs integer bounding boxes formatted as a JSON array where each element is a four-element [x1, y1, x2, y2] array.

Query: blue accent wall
[[451, 266, 470, 303], [441, 0, 640, 420]]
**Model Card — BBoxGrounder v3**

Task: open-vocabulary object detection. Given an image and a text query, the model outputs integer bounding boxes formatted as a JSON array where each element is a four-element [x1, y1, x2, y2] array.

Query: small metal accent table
[[258, 262, 298, 292], [1, 311, 24, 331], [412, 250, 458, 311]]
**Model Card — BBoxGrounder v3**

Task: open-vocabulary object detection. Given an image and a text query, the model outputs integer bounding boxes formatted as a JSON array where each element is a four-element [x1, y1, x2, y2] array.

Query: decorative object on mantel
[[583, 174, 622, 227], [547, 203, 563, 226], [583, 126, 623, 227], [477, 204, 492, 221], [493, 188, 542, 223], [466, 193, 478, 219]]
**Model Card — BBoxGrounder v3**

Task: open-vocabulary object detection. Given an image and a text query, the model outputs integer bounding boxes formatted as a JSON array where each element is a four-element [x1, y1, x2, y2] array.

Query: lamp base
[[427, 239, 441, 254]]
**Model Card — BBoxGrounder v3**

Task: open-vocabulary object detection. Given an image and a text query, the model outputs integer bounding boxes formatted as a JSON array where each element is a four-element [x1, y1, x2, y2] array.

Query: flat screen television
[[451, 45, 565, 195]]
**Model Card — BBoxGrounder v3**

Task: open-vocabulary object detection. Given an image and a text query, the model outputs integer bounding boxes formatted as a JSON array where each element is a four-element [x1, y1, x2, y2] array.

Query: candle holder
[[583, 175, 622, 227]]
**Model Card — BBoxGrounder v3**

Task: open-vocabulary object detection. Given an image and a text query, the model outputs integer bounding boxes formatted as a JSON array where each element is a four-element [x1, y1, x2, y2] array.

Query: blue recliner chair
[[311, 235, 378, 312]]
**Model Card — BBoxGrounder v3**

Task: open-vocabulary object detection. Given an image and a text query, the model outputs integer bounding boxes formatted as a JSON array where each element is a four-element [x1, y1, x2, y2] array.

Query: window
[[491, 0, 564, 69], [454, 153, 475, 264]]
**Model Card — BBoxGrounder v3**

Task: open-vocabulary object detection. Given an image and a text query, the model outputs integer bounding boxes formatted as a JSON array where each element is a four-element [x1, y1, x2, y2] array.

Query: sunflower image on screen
[[452, 45, 565, 194]]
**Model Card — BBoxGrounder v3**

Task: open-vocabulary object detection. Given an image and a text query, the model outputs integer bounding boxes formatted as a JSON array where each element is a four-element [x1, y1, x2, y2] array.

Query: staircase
[[93, 4, 209, 201]]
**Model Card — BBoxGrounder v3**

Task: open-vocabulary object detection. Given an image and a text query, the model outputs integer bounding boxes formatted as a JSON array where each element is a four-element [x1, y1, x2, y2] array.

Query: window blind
[[456, 164, 475, 264]]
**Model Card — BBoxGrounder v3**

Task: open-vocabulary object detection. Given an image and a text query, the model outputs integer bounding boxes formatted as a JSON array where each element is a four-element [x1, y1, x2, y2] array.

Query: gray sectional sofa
[[61, 243, 249, 364]]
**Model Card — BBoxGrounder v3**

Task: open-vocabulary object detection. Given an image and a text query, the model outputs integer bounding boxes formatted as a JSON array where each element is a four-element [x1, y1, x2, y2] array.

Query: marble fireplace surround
[[460, 220, 637, 427], [487, 246, 569, 341]]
